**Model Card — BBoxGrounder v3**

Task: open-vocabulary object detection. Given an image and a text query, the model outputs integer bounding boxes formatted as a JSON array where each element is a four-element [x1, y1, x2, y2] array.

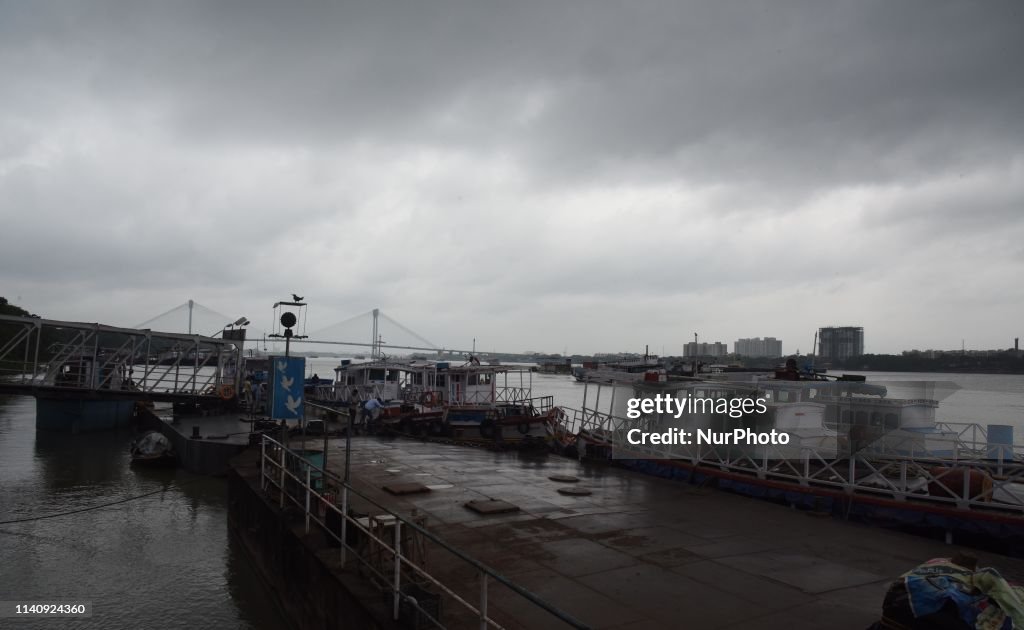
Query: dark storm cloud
[[1, 0, 1022, 352], [7, 1, 1021, 181]]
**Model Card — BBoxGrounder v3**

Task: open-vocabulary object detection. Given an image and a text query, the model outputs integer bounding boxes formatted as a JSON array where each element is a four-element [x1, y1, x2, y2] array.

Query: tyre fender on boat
[[517, 421, 532, 435], [928, 466, 993, 502]]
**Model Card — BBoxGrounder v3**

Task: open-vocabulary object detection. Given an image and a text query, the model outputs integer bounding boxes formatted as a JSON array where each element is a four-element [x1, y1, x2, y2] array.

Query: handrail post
[[393, 520, 402, 621], [305, 465, 311, 534], [479, 571, 488, 630], [340, 486, 348, 566], [280, 443, 286, 508], [260, 437, 266, 491]]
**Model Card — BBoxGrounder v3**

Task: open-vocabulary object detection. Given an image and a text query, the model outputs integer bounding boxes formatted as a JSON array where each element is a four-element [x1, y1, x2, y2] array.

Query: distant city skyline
[[734, 337, 783, 358], [4, 293, 1019, 359]]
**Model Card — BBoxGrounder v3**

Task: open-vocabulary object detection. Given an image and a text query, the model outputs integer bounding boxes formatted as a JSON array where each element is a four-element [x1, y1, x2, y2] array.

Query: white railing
[[558, 406, 1024, 515], [493, 387, 533, 404], [0, 314, 239, 398], [258, 435, 589, 630]]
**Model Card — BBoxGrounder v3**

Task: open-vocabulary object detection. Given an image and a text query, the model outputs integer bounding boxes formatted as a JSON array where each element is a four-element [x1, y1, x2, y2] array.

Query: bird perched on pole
[[292, 293, 304, 302]]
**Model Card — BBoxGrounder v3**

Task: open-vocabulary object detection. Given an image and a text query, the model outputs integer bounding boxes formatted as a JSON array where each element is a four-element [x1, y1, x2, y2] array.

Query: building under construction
[[818, 326, 865, 361]]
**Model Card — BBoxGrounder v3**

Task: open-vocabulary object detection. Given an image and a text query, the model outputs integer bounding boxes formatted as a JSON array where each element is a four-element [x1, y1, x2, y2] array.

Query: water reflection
[[0, 395, 284, 630], [34, 428, 135, 493]]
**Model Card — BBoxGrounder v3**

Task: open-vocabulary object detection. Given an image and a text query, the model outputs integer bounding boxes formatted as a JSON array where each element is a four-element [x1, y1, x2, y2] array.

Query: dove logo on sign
[[276, 360, 295, 391], [269, 356, 305, 423]]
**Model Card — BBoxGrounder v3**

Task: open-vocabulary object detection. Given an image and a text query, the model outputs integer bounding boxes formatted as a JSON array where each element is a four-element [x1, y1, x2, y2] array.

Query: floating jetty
[[228, 433, 1024, 629], [137, 407, 254, 475]]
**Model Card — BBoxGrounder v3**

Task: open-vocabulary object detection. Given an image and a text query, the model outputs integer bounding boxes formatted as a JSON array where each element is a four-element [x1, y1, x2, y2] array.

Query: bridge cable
[[306, 309, 375, 338], [378, 311, 438, 349], [133, 302, 188, 329]]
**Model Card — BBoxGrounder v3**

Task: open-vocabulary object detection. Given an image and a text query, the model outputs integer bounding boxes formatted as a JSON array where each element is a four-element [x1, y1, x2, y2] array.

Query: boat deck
[[316, 435, 1024, 629]]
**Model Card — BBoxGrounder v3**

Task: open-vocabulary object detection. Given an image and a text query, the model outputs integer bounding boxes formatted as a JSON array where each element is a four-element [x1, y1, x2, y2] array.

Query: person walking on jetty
[[361, 397, 383, 431]]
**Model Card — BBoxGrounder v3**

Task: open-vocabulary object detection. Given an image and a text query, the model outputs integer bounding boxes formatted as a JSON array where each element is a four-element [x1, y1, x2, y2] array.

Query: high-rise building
[[818, 327, 864, 361], [683, 341, 728, 358], [734, 337, 783, 358]]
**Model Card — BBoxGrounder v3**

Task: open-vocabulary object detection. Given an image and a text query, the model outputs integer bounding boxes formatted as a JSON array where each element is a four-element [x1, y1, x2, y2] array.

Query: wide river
[[2, 368, 1023, 627]]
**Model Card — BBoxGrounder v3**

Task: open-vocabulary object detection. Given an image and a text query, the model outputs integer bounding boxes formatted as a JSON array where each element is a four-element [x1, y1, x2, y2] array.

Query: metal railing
[[0, 314, 242, 399], [493, 387, 535, 404], [558, 405, 1024, 515], [258, 434, 590, 630]]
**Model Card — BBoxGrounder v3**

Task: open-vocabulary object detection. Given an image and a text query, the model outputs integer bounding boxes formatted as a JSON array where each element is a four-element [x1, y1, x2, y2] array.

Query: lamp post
[[269, 310, 300, 450]]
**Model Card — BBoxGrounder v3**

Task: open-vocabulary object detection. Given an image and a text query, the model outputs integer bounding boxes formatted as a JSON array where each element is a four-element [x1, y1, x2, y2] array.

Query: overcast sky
[[2, 1, 1022, 355]]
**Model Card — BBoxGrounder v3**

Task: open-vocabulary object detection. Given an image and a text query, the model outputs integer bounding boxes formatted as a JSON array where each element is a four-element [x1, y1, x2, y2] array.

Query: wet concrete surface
[[311, 435, 1024, 629]]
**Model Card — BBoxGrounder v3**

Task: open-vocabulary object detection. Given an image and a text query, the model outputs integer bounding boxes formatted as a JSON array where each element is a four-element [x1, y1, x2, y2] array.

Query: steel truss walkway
[[0, 314, 243, 402]]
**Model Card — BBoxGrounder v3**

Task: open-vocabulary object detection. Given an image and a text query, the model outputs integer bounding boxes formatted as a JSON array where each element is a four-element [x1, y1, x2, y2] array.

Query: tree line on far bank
[[828, 351, 1024, 374], [692, 350, 1024, 375]]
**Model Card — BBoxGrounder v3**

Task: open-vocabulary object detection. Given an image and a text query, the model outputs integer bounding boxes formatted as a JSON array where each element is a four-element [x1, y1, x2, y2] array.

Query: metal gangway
[[0, 314, 243, 402]]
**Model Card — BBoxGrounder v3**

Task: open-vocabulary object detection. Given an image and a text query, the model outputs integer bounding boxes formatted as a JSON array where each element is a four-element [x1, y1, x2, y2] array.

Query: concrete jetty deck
[[238, 435, 1024, 629]]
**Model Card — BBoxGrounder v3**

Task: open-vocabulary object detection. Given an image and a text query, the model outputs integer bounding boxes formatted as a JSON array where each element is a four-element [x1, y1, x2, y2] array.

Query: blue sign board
[[269, 355, 305, 424]]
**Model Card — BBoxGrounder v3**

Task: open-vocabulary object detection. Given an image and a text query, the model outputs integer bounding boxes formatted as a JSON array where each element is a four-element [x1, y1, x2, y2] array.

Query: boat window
[[778, 390, 790, 403], [436, 375, 447, 387], [885, 413, 899, 429], [856, 411, 869, 425], [368, 369, 385, 381], [870, 412, 883, 427], [841, 409, 852, 424]]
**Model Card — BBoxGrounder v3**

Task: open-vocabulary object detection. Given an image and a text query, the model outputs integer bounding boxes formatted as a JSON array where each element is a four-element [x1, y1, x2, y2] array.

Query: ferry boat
[[325, 359, 561, 443], [749, 375, 957, 457], [572, 353, 666, 384]]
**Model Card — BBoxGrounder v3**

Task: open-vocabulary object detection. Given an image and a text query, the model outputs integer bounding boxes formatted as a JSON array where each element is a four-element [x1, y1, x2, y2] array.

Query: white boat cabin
[[330, 359, 536, 408]]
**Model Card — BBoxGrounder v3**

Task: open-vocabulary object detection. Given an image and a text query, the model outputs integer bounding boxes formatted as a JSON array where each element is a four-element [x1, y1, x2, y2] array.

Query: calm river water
[[0, 395, 285, 629], [2, 368, 1023, 628]]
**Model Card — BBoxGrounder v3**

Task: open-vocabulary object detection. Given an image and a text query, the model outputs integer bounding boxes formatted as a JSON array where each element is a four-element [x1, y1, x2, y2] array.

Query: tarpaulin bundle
[[875, 557, 1024, 629]]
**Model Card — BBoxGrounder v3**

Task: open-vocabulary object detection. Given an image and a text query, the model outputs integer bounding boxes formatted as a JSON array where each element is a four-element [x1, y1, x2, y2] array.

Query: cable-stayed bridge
[[0, 301, 510, 405], [297, 308, 485, 357], [133, 299, 239, 336], [129, 301, 498, 357]]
